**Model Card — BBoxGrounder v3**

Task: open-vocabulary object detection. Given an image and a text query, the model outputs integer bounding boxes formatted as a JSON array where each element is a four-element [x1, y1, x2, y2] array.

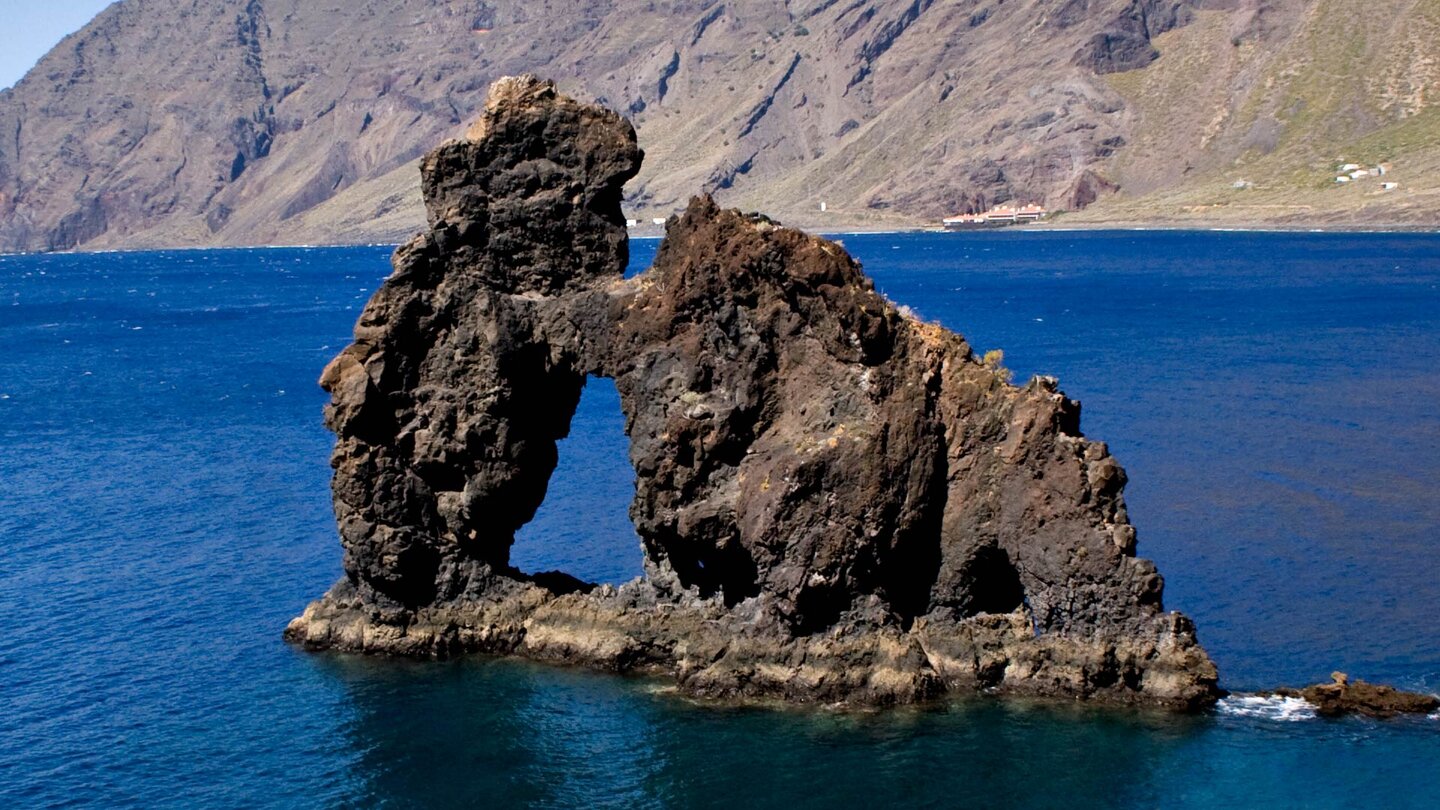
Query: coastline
[[6, 219, 1440, 257]]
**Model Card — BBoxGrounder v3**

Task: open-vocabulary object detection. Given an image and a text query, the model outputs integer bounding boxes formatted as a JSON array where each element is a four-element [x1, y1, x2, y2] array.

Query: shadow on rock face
[[286, 75, 1221, 710]]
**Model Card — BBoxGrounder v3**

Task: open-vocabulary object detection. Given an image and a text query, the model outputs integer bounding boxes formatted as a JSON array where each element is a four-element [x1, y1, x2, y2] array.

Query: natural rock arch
[[508, 376, 643, 587], [288, 76, 1219, 709]]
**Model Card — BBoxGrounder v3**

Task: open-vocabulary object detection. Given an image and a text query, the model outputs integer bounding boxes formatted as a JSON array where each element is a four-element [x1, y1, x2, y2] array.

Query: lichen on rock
[[286, 75, 1221, 710]]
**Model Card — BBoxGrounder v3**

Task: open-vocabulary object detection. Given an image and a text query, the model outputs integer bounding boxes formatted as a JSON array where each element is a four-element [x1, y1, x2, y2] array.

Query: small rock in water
[[1261, 672, 1440, 718]]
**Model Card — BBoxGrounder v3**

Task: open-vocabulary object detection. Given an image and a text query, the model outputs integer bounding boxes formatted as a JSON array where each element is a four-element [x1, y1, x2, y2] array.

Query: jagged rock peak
[[421, 74, 642, 294], [287, 77, 1221, 710]]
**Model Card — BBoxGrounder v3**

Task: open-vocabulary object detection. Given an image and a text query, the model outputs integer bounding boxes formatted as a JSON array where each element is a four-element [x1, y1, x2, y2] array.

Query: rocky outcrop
[[286, 76, 1220, 710], [1072, 0, 1198, 74], [1263, 673, 1440, 718]]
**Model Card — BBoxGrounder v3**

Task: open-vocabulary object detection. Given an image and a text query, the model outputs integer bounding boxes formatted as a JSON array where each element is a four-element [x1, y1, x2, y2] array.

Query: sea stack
[[286, 76, 1221, 709]]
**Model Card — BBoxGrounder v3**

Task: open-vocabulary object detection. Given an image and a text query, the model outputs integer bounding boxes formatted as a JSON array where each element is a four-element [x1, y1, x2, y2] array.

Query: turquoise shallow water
[[2, 232, 1438, 807]]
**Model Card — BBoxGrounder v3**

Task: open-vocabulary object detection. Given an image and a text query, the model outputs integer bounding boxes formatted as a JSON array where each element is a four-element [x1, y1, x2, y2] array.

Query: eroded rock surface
[[286, 76, 1220, 709], [1264, 673, 1440, 718]]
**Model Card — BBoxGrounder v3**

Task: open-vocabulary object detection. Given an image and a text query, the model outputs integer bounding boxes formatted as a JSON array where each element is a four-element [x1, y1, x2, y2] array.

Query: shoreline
[[5, 220, 1440, 257]]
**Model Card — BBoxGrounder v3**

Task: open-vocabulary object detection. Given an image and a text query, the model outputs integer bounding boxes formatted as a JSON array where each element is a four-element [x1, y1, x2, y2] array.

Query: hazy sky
[[0, 1, 116, 90]]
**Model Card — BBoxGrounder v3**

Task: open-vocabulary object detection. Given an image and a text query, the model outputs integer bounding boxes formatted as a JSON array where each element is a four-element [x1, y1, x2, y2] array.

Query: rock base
[[286, 578, 1218, 710]]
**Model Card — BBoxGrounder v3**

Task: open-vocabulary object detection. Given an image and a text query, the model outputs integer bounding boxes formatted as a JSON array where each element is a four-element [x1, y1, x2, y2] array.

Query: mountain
[[1067, 0, 1440, 227], [0, 0, 1436, 252]]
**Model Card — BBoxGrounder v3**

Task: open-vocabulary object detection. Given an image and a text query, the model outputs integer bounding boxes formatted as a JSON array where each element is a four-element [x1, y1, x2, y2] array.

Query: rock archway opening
[[509, 376, 645, 587]]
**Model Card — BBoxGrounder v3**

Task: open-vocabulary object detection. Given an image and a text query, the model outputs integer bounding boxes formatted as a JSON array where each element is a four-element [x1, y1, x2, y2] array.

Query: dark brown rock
[[1265, 672, 1440, 718], [1066, 169, 1121, 211], [286, 76, 1221, 710]]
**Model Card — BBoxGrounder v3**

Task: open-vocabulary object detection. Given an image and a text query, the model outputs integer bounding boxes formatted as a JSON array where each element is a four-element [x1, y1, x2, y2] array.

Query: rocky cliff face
[[6, 0, 1436, 250], [0, 0, 1227, 252], [286, 77, 1220, 709]]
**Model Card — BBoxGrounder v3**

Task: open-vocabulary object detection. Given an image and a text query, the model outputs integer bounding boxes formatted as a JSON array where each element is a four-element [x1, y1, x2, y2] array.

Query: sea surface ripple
[[2, 232, 1438, 807]]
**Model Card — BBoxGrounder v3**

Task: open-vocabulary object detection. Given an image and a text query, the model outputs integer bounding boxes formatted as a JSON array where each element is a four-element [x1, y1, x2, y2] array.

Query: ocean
[[2, 231, 1437, 807]]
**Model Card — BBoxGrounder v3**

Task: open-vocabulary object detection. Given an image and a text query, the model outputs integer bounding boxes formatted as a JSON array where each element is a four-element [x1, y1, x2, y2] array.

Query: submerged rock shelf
[[286, 76, 1219, 709]]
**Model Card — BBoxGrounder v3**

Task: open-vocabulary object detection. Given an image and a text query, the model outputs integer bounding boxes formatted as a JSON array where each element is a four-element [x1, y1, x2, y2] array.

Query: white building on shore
[[942, 203, 1047, 230]]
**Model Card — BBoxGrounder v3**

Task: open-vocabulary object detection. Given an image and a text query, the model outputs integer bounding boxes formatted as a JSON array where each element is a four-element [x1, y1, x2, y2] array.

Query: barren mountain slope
[[1069, 0, 1440, 226], [0, 0, 1207, 250], [1, 0, 1435, 251]]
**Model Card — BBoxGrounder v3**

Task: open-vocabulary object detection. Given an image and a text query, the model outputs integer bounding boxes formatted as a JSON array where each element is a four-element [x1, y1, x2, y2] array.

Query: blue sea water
[[2, 231, 1438, 808]]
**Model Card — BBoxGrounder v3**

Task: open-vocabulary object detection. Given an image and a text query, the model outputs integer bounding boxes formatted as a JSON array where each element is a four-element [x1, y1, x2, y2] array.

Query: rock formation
[[286, 76, 1221, 710], [1262, 673, 1440, 718]]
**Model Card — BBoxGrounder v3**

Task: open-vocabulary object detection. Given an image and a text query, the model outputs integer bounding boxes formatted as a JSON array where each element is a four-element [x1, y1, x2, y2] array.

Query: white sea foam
[[1217, 694, 1317, 722]]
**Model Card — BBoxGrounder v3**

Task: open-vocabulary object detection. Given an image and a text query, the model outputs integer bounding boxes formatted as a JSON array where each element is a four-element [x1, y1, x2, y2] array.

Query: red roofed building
[[942, 203, 1047, 230]]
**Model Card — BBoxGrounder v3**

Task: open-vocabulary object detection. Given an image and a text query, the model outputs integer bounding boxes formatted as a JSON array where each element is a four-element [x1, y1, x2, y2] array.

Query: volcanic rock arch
[[288, 76, 1220, 709]]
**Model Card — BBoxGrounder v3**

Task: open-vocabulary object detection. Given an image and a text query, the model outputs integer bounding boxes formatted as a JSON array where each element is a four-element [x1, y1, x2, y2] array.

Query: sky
[[0, 1, 116, 90]]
